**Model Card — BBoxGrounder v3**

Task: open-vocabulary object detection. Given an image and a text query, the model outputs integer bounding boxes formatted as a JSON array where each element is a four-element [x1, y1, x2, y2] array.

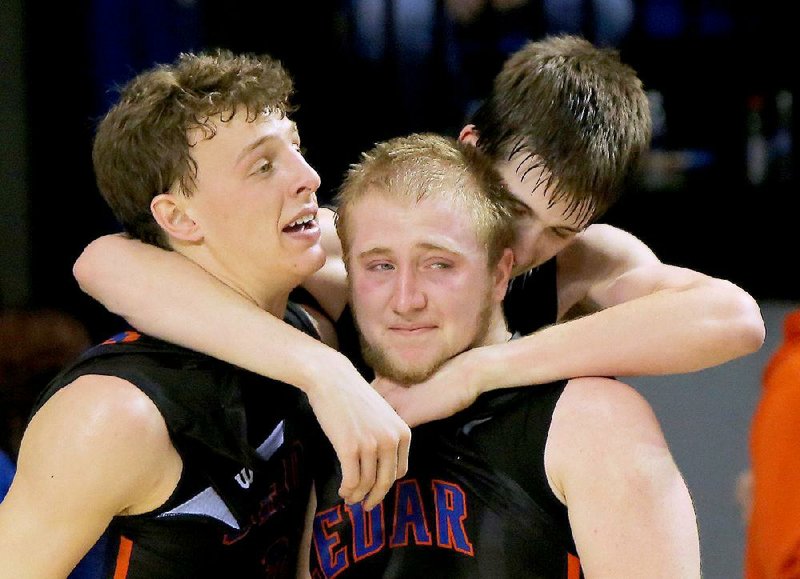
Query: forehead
[[347, 192, 484, 256], [188, 109, 297, 154], [493, 155, 588, 230]]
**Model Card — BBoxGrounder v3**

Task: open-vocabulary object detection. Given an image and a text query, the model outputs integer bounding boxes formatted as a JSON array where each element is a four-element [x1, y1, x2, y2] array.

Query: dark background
[[3, 0, 797, 341]]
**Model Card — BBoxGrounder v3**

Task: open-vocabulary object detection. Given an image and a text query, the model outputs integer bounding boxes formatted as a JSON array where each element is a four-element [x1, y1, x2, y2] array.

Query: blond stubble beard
[[356, 290, 495, 386]]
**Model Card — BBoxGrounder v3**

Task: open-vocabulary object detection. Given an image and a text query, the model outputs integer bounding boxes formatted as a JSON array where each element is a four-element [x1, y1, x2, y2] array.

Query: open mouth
[[282, 213, 316, 234]]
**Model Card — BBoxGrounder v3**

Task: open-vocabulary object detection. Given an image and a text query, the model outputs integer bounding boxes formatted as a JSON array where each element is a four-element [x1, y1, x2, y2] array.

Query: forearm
[[74, 234, 349, 393], [476, 280, 765, 390]]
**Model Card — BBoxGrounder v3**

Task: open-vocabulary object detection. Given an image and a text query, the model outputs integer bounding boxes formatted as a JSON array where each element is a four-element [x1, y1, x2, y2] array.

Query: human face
[[184, 110, 323, 302], [495, 153, 587, 275], [347, 192, 509, 384], [457, 126, 586, 276]]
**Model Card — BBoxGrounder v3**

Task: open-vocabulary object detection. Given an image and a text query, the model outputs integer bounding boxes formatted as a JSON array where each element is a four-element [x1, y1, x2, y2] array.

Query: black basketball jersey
[[30, 303, 319, 579], [309, 381, 581, 578], [324, 259, 558, 382]]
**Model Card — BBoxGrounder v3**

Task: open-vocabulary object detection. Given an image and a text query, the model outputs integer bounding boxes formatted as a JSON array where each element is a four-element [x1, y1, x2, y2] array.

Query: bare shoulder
[[559, 224, 657, 273], [20, 374, 179, 513], [0, 376, 180, 575], [555, 224, 660, 317], [31, 374, 170, 440], [545, 377, 669, 501], [553, 377, 660, 433]]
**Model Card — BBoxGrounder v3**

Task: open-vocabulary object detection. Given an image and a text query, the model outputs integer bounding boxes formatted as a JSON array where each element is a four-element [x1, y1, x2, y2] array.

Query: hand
[[372, 350, 482, 427], [304, 353, 411, 510]]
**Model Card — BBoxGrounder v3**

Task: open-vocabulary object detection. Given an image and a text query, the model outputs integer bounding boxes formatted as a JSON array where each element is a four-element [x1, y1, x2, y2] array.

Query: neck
[[477, 305, 513, 347], [174, 246, 296, 317]]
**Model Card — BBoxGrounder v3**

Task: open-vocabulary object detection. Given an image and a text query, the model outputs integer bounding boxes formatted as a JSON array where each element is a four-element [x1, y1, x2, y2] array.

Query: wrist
[[297, 347, 361, 396], [469, 343, 513, 393]]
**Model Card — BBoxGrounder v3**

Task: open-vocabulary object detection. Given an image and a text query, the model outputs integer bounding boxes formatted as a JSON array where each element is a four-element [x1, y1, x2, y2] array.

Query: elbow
[[713, 280, 766, 356], [72, 234, 133, 318], [73, 237, 106, 296]]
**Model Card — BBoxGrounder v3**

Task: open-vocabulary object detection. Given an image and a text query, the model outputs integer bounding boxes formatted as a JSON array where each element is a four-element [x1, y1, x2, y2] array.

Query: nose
[[391, 267, 426, 315], [293, 151, 321, 198]]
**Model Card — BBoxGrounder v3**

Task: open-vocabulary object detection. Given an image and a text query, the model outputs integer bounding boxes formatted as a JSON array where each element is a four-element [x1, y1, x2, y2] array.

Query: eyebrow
[[357, 242, 464, 260], [236, 121, 300, 166], [554, 224, 584, 234]]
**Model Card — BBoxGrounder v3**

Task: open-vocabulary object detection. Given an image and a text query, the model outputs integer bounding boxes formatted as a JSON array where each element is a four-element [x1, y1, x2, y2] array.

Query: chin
[[298, 247, 327, 276], [376, 352, 445, 385]]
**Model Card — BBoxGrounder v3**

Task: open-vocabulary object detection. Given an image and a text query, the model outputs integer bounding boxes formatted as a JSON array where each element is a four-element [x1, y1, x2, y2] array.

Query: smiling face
[[177, 109, 324, 302], [347, 191, 510, 384]]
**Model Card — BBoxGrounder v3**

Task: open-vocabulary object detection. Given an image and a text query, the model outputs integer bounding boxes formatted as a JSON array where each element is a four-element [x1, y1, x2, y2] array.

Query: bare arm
[[73, 213, 409, 509], [0, 376, 180, 578], [546, 377, 700, 577], [376, 224, 765, 425]]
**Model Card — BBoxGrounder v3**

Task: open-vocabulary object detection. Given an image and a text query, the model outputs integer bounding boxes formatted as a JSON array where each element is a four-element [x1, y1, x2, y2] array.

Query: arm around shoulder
[[73, 232, 348, 392], [0, 375, 180, 578], [556, 224, 765, 372], [545, 377, 700, 578]]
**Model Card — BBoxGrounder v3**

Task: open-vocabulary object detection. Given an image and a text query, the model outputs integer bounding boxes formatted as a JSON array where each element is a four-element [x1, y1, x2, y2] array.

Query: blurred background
[[1, 0, 796, 334], [0, 1, 797, 577]]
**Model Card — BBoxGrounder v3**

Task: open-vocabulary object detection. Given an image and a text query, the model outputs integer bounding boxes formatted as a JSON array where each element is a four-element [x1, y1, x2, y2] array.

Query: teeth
[[289, 214, 314, 227]]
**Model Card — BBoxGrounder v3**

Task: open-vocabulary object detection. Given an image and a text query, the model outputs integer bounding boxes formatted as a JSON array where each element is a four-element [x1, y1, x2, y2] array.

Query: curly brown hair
[[92, 49, 295, 248]]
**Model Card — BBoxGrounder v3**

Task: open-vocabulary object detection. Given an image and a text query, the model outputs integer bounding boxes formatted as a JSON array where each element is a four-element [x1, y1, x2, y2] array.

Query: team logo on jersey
[[313, 478, 474, 577]]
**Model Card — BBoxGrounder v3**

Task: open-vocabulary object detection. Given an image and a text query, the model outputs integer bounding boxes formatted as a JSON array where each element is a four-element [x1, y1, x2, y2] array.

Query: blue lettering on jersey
[[345, 502, 385, 560], [390, 480, 432, 547], [314, 506, 348, 577], [311, 477, 475, 578], [433, 480, 474, 555]]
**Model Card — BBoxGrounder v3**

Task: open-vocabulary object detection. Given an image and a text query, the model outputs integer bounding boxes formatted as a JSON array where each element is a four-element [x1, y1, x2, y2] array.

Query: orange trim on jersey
[[567, 553, 581, 579], [113, 536, 134, 579], [102, 331, 141, 345]]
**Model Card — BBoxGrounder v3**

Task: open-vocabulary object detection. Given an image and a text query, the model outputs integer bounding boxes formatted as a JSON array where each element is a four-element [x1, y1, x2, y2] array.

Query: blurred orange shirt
[[746, 309, 800, 578]]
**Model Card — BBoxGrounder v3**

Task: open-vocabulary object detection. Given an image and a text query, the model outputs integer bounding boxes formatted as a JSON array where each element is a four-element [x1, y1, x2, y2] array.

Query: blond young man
[[305, 134, 700, 578]]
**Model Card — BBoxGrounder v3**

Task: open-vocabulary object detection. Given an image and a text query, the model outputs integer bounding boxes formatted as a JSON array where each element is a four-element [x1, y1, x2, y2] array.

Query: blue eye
[[368, 262, 394, 271]]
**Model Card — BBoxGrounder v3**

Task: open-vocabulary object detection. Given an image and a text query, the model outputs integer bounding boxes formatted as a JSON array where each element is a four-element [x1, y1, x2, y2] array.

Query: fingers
[[396, 426, 410, 479], [337, 421, 412, 511], [362, 424, 411, 511], [337, 447, 360, 504], [350, 442, 378, 507]]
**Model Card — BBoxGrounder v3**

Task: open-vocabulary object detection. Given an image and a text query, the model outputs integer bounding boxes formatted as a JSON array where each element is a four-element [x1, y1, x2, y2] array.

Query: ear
[[150, 193, 203, 243], [491, 248, 514, 302], [458, 124, 480, 147]]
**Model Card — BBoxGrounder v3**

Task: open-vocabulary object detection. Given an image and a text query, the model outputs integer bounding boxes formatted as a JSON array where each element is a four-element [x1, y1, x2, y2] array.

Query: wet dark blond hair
[[471, 34, 651, 225], [92, 49, 295, 248], [335, 133, 521, 267]]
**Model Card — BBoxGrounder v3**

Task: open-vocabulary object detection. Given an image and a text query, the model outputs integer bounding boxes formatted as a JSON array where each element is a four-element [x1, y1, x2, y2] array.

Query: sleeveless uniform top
[[30, 303, 319, 579], [309, 379, 580, 578], [320, 258, 559, 382]]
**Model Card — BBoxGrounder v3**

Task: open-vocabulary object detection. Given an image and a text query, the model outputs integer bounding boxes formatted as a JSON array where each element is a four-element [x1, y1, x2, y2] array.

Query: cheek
[[350, 274, 387, 313], [513, 228, 541, 258]]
